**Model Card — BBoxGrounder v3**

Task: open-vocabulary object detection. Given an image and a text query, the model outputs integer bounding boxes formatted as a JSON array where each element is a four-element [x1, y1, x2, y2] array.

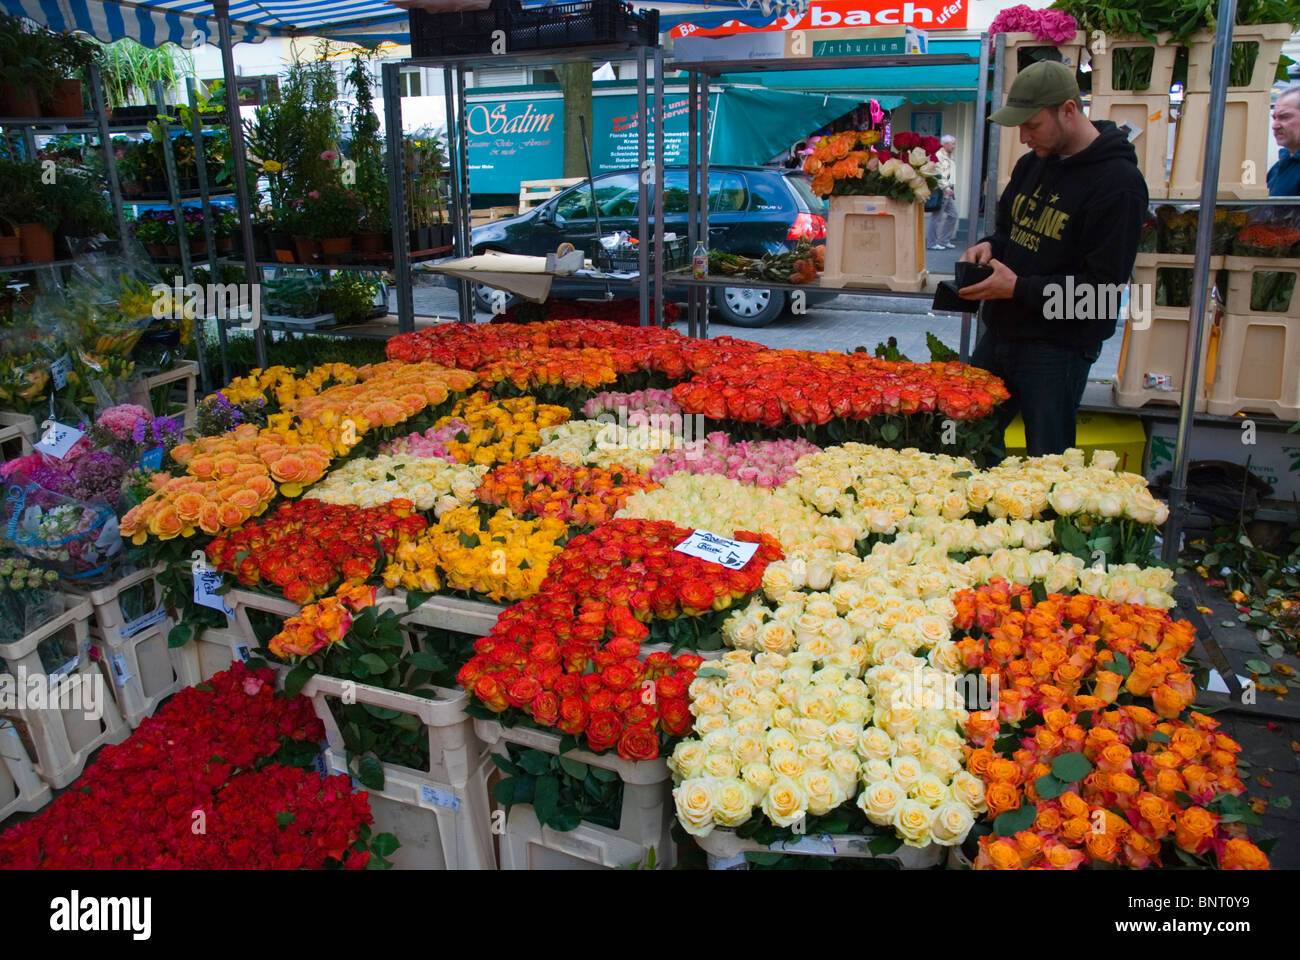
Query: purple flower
[[131, 418, 148, 444]]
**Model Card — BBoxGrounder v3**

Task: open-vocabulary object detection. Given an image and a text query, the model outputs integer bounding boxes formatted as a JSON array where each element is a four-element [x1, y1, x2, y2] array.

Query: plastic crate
[[1087, 33, 1177, 97], [303, 673, 496, 870], [400, 592, 507, 637], [1221, 255, 1300, 315], [474, 717, 675, 869], [195, 626, 257, 681], [822, 194, 927, 292], [597, 236, 688, 274], [1, 721, 52, 824], [1169, 91, 1271, 200], [1205, 311, 1300, 420], [0, 411, 36, 459], [694, 825, 944, 869], [409, 0, 658, 58], [132, 361, 199, 430], [1185, 24, 1292, 93], [1087, 94, 1170, 199], [996, 31, 1086, 95]]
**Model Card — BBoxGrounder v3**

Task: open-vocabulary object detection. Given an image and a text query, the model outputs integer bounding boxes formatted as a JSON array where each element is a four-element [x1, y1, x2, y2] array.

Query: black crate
[[410, 0, 658, 58], [598, 235, 686, 273]]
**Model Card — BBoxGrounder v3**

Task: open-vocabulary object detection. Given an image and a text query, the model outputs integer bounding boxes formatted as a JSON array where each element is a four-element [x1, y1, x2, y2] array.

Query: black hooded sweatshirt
[[977, 120, 1148, 353]]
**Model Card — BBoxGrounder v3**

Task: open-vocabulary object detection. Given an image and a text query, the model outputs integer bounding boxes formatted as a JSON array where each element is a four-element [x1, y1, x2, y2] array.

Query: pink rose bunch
[[378, 418, 471, 460], [582, 389, 682, 422], [649, 434, 820, 488], [96, 404, 151, 441], [989, 5, 1078, 43]]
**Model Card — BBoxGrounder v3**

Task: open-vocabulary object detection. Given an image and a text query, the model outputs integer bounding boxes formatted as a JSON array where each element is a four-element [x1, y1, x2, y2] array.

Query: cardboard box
[[1145, 417, 1300, 499], [1004, 410, 1149, 473]]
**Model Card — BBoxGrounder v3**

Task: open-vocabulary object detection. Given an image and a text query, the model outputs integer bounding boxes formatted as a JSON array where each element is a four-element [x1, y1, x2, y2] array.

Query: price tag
[[121, 606, 167, 639], [140, 447, 165, 471], [192, 568, 233, 616], [110, 653, 133, 686], [234, 643, 251, 662], [50, 354, 71, 390], [49, 655, 79, 679], [419, 784, 461, 811], [775, 833, 839, 855], [35, 421, 84, 460], [674, 530, 759, 570], [311, 746, 329, 778]]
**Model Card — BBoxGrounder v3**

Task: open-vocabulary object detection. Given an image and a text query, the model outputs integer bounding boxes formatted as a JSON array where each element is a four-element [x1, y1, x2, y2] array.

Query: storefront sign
[[466, 99, 564, 194], [668, 0, 967, 37]]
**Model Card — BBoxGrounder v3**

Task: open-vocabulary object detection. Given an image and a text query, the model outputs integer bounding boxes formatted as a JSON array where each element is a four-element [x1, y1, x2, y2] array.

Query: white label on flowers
[[110, 653, 132, 686], [34, 422, 83, 460], [121, 606, 167, 639], [674, 530, 759, 570], [420, 785, 461, 811], [192, 569, 233, 616], [774, 834, 839, 856], [50, 354, 71, 390]]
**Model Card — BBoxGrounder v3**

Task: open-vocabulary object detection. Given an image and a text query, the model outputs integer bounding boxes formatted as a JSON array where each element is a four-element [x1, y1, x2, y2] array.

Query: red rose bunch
[[475, 455, 660, 526], [672, 353, 1009, 426], [0, 663, 375, 869], [206, 498, 428, 603]]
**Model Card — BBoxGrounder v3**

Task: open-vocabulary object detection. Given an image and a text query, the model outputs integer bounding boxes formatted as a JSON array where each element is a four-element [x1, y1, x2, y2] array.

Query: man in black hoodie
[[958, 60, 1148, 460]]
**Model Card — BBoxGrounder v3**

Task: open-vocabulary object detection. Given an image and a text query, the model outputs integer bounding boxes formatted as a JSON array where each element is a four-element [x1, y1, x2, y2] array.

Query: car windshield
[[785, 174, 827, 215]]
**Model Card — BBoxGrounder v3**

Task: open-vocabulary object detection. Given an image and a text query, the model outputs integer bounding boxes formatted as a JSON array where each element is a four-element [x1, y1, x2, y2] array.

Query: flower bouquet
[[0, 555, 61, 641], [804, 130, 940, 203], [3, 481, 121, 580]]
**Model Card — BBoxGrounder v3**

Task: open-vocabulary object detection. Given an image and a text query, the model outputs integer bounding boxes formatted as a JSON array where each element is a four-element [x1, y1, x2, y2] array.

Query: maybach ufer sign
[[668, 0, 968, 38]]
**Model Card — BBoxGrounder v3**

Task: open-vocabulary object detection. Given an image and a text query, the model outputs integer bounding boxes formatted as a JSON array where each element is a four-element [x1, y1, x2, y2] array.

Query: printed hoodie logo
[[1009, 184, 1071, 253]]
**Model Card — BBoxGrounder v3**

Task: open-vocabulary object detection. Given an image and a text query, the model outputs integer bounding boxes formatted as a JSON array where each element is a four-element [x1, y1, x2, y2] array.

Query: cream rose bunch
[[304, 455, 487, 512]]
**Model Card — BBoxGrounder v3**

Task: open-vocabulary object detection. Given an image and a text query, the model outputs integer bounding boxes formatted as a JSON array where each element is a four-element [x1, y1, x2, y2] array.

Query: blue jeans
[[970, 331, 1098, 462], [926, 192, 958, 247]]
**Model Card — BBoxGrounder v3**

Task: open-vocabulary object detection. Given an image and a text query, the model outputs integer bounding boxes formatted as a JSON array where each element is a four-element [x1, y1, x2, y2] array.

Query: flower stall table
[[474, 718, 676, 870]]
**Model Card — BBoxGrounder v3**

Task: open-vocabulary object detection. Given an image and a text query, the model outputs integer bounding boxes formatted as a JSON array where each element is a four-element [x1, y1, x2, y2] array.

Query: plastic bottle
[[693, 241, 708, 279]]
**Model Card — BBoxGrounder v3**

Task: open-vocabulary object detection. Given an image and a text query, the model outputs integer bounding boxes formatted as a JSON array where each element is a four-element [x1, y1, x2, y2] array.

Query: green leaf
[[358, 653, 390, 675], [745, 851, 786, 865], [1111, 652, 1132, 678], [1148, 730, 1171, 744], [283, 662, 316, 699], [868, 833, 904, 856], [405, 590, 432, 610], [694, 665, 728, 679], [1035, 773, 1067, 800], [558, 756, 589, 780], [493, 777, 517, 807], [405, 651, 445, 672], [589, 766, 619, 783], [357, 755, 385, 792], [361, 704, 400, 720], [1051, 751, 1092, 783], [1273, 796, 1292, 810], [1245, 659, 1271, 675], [167, 624, 192, 648], [993, 804, 1037, 837], [490, 753, 521, 777], [533, 774, 560, 827], [880, 422, 900, 443], [519, 750, 552, 776], [547, 807, 582, 832], [276, 811, 295, 827], [390, 712, 421, 733], [370, 832, 399, 857]]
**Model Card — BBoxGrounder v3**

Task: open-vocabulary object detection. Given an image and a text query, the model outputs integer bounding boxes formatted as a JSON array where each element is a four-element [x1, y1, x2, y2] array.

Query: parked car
[[469, 165, 831, 327]]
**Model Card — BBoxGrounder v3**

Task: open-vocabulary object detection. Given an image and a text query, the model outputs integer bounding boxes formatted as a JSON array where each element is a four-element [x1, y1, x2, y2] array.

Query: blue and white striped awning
[[0, 1, 410, 47]]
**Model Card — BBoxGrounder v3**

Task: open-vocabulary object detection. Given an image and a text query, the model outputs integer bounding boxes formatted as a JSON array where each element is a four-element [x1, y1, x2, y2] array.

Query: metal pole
[[1162, 1, 1237, 565], [960, 32, 991, 363], [383, 62, 413, 333], [89, 65, 128, 251], [653, 46, 665, 328], [700, 72, 710, 340], [187, 77, 225, 388], [980, 32, 1007, 352], [456, 66, 475, 323], [637, 47, 649, 329], [687, 70, 699, 339], [215, 0, 266, 369]]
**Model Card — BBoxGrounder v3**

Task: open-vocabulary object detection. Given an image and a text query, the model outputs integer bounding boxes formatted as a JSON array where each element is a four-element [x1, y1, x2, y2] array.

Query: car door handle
[[708, 226, 726, 234]]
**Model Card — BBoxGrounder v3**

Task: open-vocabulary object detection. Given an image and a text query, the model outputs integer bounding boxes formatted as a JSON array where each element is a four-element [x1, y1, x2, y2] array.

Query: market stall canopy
[[0, 0, 411, 47], [715, 39, 982, 103]]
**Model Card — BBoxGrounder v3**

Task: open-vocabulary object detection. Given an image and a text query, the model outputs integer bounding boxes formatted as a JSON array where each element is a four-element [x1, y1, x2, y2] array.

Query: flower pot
[[0, 85, 40, 118], [17, 223, 55, 263], [356, 231, 385, 254], [320, 236, 353, 261], [0, 235, 21, 265], [217, 235, 233, 253], [122, 181, 143, 198], [45, 79, 84, 118], [164, 243, 181, 259], [438, 223, 456, 248], [292, 234, 321, 264], [147, 242, 167, 258], [190, 239, 208, 257]]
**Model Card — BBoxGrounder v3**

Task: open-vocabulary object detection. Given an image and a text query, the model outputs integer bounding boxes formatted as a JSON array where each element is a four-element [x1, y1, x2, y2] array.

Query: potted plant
[[0, 14, 58, 117], [47, 166, 113, 254], [301, 183, 362, 261], [0, 160, 58, 262], [184, 206, 207, 257], [212, 205, 237, 253], [131, 211, 169, 258], [346, 55, 390, 255], [321, 272, 383, 323], [46, 29, 99, 117]]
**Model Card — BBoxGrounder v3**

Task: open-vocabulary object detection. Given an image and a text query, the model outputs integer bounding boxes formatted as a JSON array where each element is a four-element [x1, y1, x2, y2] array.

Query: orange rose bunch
[[475, 456, 659, 526], [268, 582, 376, 660], [956, 581, 1268, 870]]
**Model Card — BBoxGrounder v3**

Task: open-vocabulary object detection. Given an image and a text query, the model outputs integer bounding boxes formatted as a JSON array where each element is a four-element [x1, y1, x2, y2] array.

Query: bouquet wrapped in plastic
[[4, 480, 123, 581]]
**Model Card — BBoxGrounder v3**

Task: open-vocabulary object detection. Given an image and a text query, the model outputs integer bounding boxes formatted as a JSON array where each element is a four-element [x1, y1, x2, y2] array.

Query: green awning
[[716, 40, 981, 105], [708, 87, 867, 165]]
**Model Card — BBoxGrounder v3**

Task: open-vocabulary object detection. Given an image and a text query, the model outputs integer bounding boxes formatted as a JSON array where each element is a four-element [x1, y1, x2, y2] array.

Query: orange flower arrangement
[[475, 456, 659, 526], [268, 582, 376, 660], [956, 581, 1268, 870]]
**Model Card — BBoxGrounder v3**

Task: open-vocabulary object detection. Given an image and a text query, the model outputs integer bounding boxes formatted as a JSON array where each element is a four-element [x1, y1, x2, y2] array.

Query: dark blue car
[[470, 165, 830, 327]]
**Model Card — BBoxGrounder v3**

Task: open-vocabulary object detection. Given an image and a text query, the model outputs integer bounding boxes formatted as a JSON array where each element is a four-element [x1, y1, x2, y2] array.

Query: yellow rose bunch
[[217, 362, 360, 408], [616, 473, 844, 552], [436, 391, 570, 468], [382, 506, 567, 603], [304, 455, 487, 513]]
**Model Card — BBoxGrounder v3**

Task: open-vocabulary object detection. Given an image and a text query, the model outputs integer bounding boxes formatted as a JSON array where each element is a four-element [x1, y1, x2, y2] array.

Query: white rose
[[730, 734, 766, 766], [890, 754, 923, 788], [828, 750, 861, 790], [949, 770, 988, 812], [1097, 492, 1124, 518], [892, 798, 935, 846], [857, 726, 896, 761], [713, 778, 755, 828], [741, 762, 775, 804], [669, 741, 708, 781], [704, 753, 739, 780], [761, 777, 808, 828], [921, 745, 962, 781], [673, 778, 717, 836], [1091, 449, 1120, 471], [1047, 484, 1084, 516], [929, 799, 975, 846], [857, 778, 906, 826], [894, 731, 926, 757], [911, 772, 949, 808], [694, 714, 730, 735]]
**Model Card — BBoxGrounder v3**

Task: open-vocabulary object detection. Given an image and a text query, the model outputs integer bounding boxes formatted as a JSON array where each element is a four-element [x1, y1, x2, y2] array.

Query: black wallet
[[932, 261, 993, 314]]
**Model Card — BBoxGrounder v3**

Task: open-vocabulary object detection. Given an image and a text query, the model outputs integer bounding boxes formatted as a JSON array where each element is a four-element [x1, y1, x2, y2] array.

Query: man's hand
[[958, 257, 1018, 300], [960, 241, 993, 265]]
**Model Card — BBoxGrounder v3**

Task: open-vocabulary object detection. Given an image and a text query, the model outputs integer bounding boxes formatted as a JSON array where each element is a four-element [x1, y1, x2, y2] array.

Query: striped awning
[[0, 1, 410, 47]]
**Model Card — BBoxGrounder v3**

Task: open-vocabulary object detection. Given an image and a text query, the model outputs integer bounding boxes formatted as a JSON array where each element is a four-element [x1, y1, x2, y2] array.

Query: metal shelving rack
[[667, 43, 990, 356]]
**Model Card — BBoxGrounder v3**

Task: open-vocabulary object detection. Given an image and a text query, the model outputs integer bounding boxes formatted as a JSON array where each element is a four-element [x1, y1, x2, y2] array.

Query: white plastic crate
[[0, 411, 36, 458], [400, 591, 506, 637], [66, 565, 197, 728], [1, 721, 52, 824], [195, 626, 257, 681], [694, 825, 943, 869], [302, 672, 496, 870], [474, 718, 676, 870]]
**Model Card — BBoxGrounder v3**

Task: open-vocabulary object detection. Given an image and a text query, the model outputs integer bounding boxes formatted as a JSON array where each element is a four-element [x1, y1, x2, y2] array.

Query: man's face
[[943, 142, 955, 154], [1273, 95, 1300, 154], [1019, 106, 1068, 156]]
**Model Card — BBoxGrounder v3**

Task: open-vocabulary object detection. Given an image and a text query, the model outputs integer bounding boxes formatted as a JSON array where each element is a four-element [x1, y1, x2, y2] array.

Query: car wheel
[[713, 286, 786, 328], [472, 283, 517, 315]]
